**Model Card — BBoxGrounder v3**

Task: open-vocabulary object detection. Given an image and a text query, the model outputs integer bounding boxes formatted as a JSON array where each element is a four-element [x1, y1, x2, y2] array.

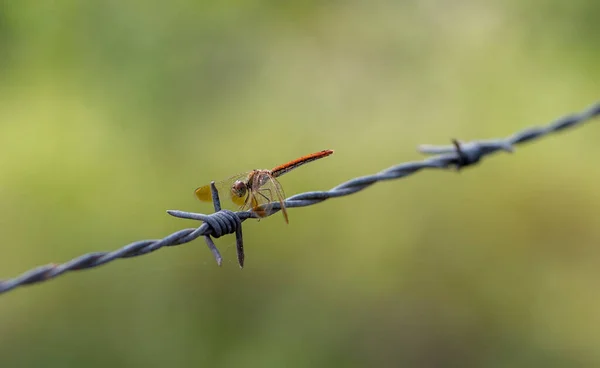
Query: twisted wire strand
[[1, 102, 599, 295]]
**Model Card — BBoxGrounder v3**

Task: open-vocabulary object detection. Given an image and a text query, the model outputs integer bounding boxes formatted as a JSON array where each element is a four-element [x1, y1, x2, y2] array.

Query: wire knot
[[419, 138, 514, 170], [167, 181, 248, 269], [202, 209, 241, 238], [199, 210, 245, 269], [451, 139, 482, 168]]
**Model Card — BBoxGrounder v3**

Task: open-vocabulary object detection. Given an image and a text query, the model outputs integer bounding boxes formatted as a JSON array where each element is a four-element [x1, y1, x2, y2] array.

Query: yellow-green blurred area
[[1, 0, 600, 366]]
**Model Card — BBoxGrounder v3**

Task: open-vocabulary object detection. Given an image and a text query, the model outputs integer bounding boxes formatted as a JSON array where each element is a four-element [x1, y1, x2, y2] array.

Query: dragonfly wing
[[195, 173, 249, 208], [266, 176, 288, 223], [248, 174, 287, 222]]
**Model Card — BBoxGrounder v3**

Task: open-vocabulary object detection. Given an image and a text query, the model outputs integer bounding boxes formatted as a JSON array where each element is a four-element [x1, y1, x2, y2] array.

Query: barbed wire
[[1, 102, 599, 295]]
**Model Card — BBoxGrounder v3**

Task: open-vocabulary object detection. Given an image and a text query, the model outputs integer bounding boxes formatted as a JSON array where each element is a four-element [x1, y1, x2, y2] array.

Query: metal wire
[[1, 102, 599, 295]]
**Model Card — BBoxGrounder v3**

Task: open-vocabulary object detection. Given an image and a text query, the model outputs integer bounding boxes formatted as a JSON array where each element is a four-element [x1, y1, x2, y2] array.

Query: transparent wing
[[194, 172, 251, 208], [267, 175, 288, 223], [247, 173, 288, 222]]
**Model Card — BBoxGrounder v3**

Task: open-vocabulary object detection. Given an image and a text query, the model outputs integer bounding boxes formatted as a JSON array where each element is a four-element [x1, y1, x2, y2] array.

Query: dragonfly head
[[231, 180, 247, 199]]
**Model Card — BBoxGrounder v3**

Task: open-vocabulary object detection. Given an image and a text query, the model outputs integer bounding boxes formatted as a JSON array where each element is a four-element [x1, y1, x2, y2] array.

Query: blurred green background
[[1, 1, 599, 366]]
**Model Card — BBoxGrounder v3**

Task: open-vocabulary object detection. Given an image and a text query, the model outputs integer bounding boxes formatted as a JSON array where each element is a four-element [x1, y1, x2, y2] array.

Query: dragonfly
[[195, 149, 334, 223]]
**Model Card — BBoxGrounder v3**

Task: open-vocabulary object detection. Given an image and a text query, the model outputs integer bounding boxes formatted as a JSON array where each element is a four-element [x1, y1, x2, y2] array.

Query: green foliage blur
[[1, 1, 599, 366]]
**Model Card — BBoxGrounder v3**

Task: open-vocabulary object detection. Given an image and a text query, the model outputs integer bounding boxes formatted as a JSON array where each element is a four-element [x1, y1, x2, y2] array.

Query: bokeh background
[[1, 1, 599, 367]]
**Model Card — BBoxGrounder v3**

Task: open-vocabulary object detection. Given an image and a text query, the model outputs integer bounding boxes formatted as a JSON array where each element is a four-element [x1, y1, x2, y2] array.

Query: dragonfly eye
[[231, 180, 247, 198]]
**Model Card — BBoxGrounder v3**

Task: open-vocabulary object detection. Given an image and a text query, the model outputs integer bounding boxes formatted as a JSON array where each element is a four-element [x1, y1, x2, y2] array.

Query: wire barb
[[1, 102, 599, 295]]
